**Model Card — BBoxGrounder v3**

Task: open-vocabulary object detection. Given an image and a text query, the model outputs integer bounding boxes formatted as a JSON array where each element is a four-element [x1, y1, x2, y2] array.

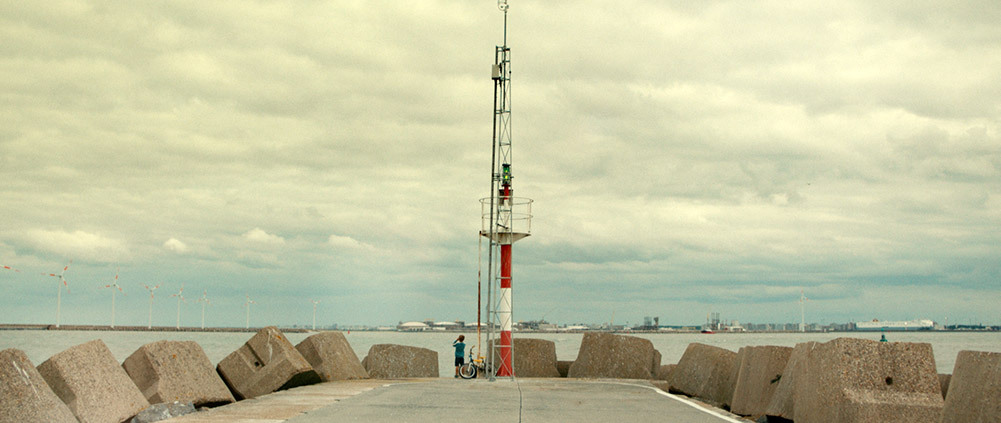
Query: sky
[[2, 1, 999, 329]]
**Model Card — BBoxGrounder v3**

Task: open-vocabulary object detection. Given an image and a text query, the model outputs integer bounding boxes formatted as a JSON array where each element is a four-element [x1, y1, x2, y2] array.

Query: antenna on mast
[[498, 0, 509, 46]]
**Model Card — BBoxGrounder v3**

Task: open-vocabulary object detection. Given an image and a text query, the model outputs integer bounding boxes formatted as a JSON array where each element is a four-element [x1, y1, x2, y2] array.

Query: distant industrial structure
[[373, 317, 997, 333]]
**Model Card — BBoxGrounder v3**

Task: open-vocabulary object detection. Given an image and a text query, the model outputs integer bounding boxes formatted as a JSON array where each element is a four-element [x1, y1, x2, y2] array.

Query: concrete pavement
[[166, 378, 749, 423]]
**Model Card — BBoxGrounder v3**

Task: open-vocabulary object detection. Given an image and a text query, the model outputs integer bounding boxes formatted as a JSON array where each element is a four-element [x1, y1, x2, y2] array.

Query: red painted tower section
[[497, 243, 513, 376]]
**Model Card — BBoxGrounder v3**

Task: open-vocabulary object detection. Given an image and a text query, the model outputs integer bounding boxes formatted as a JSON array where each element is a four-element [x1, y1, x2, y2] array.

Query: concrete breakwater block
[[487, 338, 561, 377], [654, 364, 676, 381], [362, 344, 438, 378], [216, 326, 321, 400], [729, 345, 792, 417], [652, 364, 676, 394], [556, 360, 572, 378], [0, 348, 78, 423], [941, 350, 1001, 422], [765, 341, 816, 420], [568, 332, 661, 379], [37, 339, 150, 423], [668, 343, 737, 408], [295, 331, 369, 381], [938, 373, 950, 399], [794, 337, 943, 423], [122, 340, 235, 407]]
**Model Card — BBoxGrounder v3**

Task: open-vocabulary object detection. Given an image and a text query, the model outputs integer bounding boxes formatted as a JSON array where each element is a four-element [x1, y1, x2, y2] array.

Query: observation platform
[[165, 378, 746, 423]]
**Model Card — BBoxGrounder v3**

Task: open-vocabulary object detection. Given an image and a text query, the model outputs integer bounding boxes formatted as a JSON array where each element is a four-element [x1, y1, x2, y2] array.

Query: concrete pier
[[163, 379, 746, 423]]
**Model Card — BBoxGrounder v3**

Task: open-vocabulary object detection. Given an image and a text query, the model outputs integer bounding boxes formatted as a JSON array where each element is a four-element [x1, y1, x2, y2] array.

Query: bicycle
[[459, 346, 489, 379]]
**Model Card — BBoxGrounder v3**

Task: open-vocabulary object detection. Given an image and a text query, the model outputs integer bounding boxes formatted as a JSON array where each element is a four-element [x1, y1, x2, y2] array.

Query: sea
[[2, 330, 999, 378]]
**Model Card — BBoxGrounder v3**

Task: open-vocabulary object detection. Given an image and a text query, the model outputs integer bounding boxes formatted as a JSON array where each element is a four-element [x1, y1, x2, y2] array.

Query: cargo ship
[[854, 319, 935, 331]]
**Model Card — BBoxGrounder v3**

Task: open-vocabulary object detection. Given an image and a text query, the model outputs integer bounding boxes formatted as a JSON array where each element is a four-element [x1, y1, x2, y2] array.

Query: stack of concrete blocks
[[36, 339, 150, 423], [362, 344, 438, 378], [295, 331, 369, 381], [765, 341, 816, 421], [556, 360, 573, 378], [122, 340, 235, 407], [487, 338, 561, 377], [729, 345, 792, 417], [567, 332, 661, 379], [668, 343, 737, 408], [941, 350, 1001, 422], [0, 348, 78, 423], [794, 337, 944, 423], [216, 326, 321, 400]]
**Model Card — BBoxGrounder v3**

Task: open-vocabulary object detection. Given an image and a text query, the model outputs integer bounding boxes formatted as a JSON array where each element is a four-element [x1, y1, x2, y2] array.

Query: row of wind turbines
[[1, 260, 325, 330]]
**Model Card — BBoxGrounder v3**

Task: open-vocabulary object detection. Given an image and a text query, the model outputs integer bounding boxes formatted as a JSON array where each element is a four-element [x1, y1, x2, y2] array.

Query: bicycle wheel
[[459, 363, 477, 379]]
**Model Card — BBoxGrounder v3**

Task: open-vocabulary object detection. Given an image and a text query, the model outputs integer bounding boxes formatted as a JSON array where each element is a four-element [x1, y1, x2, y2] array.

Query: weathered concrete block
[[216, 326, 320, 400], [942, 350, 1001, 422], [295, 332, 369, 381], [129, 401, 196, 423], [668, 343, 738, 407], [567, 332, 659, 379], [556, 360, 572, 378], [0, 348, 78, 423], [362, 344, 438, 378], [938, 373, 950, 399], [37, 339, 150, 423], [765, 341, 816, 420], [730, 345, 793, 417], [654, 364, 676, 381], [487, 338, 561, 377], [122, 340, 234, 407], [794, 337, 943, 423]]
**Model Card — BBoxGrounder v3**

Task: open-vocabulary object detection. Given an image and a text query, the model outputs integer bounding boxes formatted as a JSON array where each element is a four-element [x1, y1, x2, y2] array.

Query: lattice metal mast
[[481, 0, 532, 380]]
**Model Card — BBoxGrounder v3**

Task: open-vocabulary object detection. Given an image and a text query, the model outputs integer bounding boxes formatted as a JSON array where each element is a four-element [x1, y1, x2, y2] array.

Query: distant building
[[433, 321, 461, 330], [398, 321, 430, 331], [855, 319, 935, 331]]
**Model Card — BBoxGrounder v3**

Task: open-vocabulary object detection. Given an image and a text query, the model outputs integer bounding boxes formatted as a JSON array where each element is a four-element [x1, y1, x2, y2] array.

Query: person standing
[[453, 335, 466, 378]]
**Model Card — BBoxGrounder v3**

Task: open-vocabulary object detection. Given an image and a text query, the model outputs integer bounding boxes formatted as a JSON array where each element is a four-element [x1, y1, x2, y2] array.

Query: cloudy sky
[[2, 1, 999, 329]]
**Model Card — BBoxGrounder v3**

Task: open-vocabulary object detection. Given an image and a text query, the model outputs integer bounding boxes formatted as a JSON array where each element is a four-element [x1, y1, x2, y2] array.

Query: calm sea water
[[2, 330, 998, 377]]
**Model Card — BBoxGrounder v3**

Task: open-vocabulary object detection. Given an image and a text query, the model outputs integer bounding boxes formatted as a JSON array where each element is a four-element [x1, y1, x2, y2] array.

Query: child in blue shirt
[[453, 335, 466, 378]]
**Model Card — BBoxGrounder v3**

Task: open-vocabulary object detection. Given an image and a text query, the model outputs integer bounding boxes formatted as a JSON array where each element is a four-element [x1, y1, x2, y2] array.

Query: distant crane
[[42, 260, 72, 328], [171, 284, 186, 329], [310, 299, 320, 331], [101, 268, 124, 328], [144, 283, 161, 329], [799, 289, 809, 332], [196, 290, 211, 330], [244, 294, 256, 329]]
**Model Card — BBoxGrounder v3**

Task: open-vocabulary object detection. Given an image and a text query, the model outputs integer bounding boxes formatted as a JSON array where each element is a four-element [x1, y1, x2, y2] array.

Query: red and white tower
[[481, 0, 532, 379]]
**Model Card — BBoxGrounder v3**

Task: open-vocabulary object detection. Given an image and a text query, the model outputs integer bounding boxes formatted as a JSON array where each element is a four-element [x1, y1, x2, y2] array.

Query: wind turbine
[[101, 268, 124, 328], [310, 299, 320, 330], [196, 290, 210, 330], [799, 289, 809, 332], [170, 284, 186, 329], [2, 264, 21, 272], [42, 260, 72, 328], [244, 294, 256, 329], [144, 283, 161, 329]]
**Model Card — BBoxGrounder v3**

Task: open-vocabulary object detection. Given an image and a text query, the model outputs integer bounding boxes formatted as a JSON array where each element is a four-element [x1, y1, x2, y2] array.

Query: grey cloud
[[1, 1, 999, 327]]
